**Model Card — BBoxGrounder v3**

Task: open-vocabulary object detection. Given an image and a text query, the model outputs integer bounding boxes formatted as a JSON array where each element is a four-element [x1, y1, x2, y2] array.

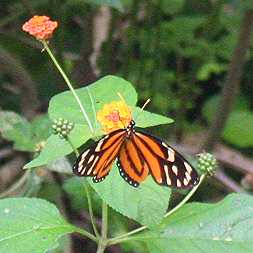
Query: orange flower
[[22, 15, 58, 41], [97, 101, 132, 133]]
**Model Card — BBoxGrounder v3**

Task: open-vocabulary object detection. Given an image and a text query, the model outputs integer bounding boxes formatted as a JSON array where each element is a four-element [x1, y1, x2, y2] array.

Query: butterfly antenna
[[140, 98, 151, 111]]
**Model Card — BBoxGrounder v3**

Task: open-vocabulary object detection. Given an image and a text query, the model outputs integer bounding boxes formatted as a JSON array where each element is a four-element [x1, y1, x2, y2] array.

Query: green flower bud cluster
[[197, 152, 217, 175], [52, 118, 74, 138]]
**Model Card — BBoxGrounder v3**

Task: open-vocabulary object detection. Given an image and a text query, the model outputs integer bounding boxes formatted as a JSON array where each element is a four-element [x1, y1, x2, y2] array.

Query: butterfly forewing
[[133, 132, 199, 189], [73, 129, 126, 182]]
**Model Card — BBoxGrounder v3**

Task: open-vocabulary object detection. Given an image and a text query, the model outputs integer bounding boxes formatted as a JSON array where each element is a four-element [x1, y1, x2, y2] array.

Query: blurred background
[[1, 1, 253, 252]]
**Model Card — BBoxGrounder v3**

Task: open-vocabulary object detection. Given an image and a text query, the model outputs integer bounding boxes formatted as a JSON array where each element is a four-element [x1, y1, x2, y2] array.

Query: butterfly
[[73, 119, 199, 189]]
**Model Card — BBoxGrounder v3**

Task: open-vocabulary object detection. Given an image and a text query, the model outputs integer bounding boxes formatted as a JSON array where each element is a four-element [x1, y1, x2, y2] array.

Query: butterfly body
[[73, 120, 199, 189]]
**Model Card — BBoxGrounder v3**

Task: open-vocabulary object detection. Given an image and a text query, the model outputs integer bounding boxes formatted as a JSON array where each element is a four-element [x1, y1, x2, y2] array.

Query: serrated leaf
[[24, 124, 91, 169], [48, 75, 138, 128], [88, 166, 171, 227], [138, 194, 253, 253], [0, 198, 75, 253], [133, 107, 173, 128]]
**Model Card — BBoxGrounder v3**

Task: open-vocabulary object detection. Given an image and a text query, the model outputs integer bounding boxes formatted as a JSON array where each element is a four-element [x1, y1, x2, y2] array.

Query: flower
[[22, 15, 58, 41], [97, 101, 132, 133]]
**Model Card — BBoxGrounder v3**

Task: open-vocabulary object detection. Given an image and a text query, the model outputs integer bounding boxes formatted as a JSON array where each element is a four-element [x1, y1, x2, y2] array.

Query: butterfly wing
[[73, 129, 126, 182], [117, 138, 149, 187], [129, 131, 199, 189]]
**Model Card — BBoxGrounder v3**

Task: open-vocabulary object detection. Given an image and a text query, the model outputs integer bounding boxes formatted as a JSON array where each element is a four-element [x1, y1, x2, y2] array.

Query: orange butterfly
[[73, 115, 199, 189]]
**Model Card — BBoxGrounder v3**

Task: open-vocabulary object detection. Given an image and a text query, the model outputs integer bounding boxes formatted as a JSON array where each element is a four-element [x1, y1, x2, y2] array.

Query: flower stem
[[65, 136, 100, 240], [84, 182, 100, 238], [96, 202, 108, 253], [74, 227, 98, 243], [42, 41, 94, 133], [107, 174, 206, 246]]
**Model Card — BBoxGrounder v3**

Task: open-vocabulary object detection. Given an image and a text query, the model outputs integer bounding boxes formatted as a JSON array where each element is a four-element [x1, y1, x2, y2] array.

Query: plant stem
[[65, 136, 100, 240], [96, 202, 108, 253], [74, 227, 98, 243], [107, 174, 206, 246], [84, 182, 100, 238], [42, 41, 94, 133]]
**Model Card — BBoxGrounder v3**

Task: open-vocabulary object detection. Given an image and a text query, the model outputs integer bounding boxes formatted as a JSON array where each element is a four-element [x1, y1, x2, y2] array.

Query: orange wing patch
[[117, 138, 149, 187]]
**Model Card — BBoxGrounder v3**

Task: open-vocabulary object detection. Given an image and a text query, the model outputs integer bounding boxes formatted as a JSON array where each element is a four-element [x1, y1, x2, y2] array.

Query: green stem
[[65, 136, 100, 240], [74, 227, 98, 243], [42, 41, 94, 133], [84, 182, 100, 238], [107, 174, 206, 246], [96, 202, 108, 253]]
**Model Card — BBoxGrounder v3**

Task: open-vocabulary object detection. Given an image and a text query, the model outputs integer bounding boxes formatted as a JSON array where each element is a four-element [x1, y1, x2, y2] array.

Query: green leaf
[[24, 124, 91, 169], [63, 177, 100, 214], [84, 0, 123, 11], [223, 111, 253, 147], [31, 115, 52, 143], [0, 110, 26, 133], [197, 62, 226, 81], [161, 0, 185, 15], [88, 166, 171, 227], [2, 121, 35, 152], [140, 194, 253, 253], [48, 75, 137, 128], [0, 198, 75, 253], [202, 95, 250, 123], [133, 107, 173, 128], [202, 95, 253, 147]]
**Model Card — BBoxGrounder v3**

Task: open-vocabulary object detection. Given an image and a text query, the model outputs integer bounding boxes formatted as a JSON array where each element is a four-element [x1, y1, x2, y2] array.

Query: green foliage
[[223, 111, 253, 147], [140, 194, 253, 252], [24, 124, 91, 168], [1, 114, 51, 152], [25, 75, 173, 168], [89, 167, 171, 227], [0, 198, 75, 253], [202, 95, 253, 147]]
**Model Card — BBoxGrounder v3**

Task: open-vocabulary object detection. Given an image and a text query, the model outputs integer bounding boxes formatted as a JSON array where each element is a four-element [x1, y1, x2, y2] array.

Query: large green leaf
[[202, 95, 253, 147], [138, 194, 253, 253], [88, 166, 171, 227], [2, 121, 35, 152], [24, 124, 91, 169], [48, 75, 138, 128], [0, 198, 75, 253], [223, 111, 253, 147]]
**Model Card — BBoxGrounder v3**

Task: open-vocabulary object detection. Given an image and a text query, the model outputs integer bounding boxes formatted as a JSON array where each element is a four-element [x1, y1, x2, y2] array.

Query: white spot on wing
[[185, 171, 191, 181], [95, 140, 104, 152], [172, 165, 178, 175], [164, 165, 171, 185], [167, 148, 175, 162], [177, 179, 182, 187], [183, 178, 188, 186], [86, 156, 99, 175], [184, 161, 192, 173], [88, 154, 95, 164]]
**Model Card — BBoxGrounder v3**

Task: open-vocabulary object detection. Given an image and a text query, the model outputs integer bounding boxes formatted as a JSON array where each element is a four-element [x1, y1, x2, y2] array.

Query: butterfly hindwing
[[73, 129, 126, 182], [117, 138, 149, 187], [133, 132, 199, 189]]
